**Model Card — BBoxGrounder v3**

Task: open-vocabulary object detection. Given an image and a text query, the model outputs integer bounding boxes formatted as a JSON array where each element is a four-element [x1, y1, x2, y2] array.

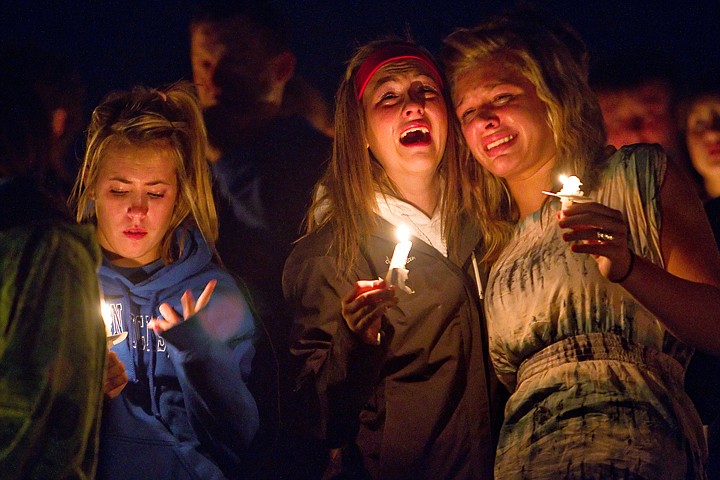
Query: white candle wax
[[385, 225, 415, 294]]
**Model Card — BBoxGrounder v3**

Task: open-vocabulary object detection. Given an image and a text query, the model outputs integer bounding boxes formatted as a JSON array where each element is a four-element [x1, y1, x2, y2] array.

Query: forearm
[[621, 254, 720, 355], [164, 317, 259, 449]]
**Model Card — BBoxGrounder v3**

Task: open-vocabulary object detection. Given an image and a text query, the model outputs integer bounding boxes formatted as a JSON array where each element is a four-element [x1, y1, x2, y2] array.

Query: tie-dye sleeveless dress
[[486, 144, 707, 479]]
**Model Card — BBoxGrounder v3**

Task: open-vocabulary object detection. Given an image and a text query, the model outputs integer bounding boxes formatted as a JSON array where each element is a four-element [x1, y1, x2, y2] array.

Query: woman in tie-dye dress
[[442, 10, 720, 479]]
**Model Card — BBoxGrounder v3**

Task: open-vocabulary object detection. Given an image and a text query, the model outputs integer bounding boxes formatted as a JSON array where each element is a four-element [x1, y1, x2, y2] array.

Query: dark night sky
[[1, 0, 718, 114]]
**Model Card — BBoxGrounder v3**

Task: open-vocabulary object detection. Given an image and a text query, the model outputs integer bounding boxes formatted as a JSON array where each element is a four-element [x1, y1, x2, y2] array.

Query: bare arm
[[624, 159, 720, 353], [561, 159, 720, 354]]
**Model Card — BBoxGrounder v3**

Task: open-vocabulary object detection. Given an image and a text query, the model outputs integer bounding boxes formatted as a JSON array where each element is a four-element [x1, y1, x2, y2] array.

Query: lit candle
[[542, 174, 589, 211], [385, 225, 414, 294], [388, 225, 412, 272], [558, 175, 583, 209]]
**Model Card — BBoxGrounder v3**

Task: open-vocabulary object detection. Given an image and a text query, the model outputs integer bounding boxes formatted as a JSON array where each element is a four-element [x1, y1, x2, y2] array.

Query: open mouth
[[486, 134, 516, 151], [400, 126, 431, 146]]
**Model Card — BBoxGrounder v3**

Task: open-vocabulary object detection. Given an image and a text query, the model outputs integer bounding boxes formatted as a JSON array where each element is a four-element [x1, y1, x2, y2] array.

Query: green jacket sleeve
[[0, 223, 107, 480]]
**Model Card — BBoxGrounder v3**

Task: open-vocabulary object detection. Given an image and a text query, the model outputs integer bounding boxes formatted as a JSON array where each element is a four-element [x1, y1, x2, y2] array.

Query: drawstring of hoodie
[[148, 291, 162, 419], [122, 290, 139, 381]]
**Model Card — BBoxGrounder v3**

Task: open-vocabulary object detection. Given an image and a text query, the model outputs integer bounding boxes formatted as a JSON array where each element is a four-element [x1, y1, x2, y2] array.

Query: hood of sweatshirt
[[98, 227, 218, 397], [99, 227, 212, 307]]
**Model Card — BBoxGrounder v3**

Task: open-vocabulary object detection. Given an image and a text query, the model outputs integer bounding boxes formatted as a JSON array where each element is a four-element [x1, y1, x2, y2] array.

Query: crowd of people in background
[[2, 1, 720, 479]]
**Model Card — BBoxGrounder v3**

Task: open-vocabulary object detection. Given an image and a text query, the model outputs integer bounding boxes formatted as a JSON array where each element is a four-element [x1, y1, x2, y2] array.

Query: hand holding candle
[[385, 225, 414, 294], [341, 279, 397, 345]]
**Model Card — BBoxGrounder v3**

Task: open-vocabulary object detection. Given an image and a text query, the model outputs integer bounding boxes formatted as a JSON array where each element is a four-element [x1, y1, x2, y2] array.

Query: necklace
[[400, 212, 447, 256]]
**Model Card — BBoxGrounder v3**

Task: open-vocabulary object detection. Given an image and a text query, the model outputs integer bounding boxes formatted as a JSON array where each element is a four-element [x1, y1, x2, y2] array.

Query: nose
[[127, 194, 148, 220], [478, 108, 499, 129], [193, 63, 220, 107], [404, 82, 426, 116]]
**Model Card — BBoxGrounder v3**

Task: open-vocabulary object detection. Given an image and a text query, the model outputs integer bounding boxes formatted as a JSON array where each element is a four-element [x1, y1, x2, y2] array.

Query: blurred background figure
[[0, 41, 86, 200], [282, 75, 335, 138], [0, 45, 106, 480], [677, 82, 720, 480], [678, 85, 720, 203], [188, 0, 331, 324], [189, 2, 332, 477], [591, 49, 681, 160]]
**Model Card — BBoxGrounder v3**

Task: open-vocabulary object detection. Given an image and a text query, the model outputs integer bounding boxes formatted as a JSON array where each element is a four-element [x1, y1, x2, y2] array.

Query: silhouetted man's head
[[189, 2, 296, 110]]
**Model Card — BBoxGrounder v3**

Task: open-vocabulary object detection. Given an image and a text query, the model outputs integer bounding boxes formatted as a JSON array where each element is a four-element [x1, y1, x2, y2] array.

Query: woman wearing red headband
[[283, 39, 501, 479]]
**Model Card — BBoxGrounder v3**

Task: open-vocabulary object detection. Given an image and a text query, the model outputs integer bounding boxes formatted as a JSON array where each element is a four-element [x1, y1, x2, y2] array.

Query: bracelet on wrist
[[611, 249, 635, 283]]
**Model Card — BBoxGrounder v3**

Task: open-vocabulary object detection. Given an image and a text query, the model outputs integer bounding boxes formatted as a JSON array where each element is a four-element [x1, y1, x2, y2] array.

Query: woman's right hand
[[341, 279, 398, 345]]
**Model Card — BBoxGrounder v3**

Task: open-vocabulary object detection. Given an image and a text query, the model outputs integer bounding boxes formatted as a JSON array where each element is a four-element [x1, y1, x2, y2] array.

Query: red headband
[[354, 44, 444, 100]]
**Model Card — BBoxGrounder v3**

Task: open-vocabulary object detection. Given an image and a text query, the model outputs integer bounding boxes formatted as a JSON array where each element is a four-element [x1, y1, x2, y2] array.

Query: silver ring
[[596, 231, 614, 242]]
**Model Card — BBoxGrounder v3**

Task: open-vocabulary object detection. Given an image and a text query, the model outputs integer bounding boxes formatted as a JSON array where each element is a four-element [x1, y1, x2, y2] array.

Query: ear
[[269, 51, 296, 86]]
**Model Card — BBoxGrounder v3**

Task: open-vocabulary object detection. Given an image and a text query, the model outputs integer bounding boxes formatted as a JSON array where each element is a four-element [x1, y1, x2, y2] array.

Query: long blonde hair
[[70, 81, 218, 263], [442, 10, 607, 263], [306, 38, 467, 275]]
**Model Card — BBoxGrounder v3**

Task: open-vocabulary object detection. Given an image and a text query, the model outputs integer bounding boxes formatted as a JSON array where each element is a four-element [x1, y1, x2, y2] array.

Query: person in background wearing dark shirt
[[189, 2, 332, 477]]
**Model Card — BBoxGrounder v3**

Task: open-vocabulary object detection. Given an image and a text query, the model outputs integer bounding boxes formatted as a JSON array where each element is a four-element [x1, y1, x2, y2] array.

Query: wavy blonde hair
[[442, 10, 607, 263], [70, 81, 217, 263], [306, 38, 467, 275]]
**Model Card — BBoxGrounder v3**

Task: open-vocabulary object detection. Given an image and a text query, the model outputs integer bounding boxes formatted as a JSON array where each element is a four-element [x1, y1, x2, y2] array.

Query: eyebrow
[[108, 176, 172, 187], [454, 81, 514, 109], [369, 72, 438, 93]]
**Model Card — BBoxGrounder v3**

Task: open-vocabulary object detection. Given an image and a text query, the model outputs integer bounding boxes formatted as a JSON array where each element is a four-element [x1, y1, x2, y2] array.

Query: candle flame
[[396, 224, 411, 242], [559, 175, 583, 195]]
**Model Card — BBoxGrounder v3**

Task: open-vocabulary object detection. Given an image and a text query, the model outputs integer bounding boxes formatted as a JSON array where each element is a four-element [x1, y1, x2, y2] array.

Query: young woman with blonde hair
[[72, 82, 258, 480], [444, 11, 720, 479]]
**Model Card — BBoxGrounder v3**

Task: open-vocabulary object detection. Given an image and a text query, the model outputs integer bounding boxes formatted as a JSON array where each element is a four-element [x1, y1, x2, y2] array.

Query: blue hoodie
[[97, 227, 259, 480]]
